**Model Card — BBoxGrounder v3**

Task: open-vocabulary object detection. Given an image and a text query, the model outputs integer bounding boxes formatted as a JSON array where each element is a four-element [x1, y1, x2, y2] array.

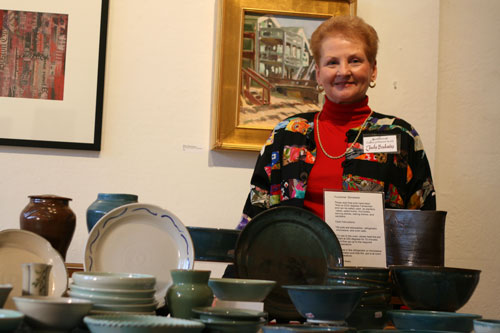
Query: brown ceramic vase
[[20, 195, 76, 260]]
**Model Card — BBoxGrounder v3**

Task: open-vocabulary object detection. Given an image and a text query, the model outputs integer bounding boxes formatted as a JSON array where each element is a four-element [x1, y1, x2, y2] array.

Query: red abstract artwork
[[0, 10, 68, 100]]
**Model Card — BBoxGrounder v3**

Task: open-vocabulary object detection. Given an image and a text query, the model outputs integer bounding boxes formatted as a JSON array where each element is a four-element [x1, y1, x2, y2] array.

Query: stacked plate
[[69, 272, 158, 315]]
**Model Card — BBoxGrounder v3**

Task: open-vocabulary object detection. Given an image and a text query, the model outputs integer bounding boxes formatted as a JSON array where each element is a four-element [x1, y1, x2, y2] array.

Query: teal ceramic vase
[[166, 270, 213, 319], [86, 193, 138, 232]]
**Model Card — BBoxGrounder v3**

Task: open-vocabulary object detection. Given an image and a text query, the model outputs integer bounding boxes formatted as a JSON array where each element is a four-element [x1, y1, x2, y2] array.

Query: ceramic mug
[[22, 263, 52, 296]]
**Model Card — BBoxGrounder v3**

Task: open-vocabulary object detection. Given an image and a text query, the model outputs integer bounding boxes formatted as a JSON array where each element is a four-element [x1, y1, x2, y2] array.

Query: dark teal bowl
[[388, 310, 481, 332], [390, 265, 480, 312], [283, 285, 367, 323]]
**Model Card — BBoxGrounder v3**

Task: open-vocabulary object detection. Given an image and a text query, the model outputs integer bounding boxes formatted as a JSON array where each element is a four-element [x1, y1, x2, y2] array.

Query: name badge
[[363, 135, 399, 153]]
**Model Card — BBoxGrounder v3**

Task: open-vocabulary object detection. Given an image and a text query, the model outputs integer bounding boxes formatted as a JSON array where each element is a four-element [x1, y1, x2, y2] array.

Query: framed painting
[[0, 0, 109, 150], [211, 0, 356, 151]]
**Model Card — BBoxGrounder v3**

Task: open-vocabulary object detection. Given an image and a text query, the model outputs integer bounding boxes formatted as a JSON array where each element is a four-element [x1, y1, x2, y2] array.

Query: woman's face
[[315, 36, 377, 104]]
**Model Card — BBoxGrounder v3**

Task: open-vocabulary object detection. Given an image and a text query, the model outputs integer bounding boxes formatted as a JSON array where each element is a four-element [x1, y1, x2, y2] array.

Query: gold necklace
[[315, 109, 373, 159]]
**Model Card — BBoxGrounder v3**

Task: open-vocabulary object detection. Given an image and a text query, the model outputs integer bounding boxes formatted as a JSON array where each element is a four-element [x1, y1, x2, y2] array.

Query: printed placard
[[324, 191, 386, 267], [363, 135, 399, 153]]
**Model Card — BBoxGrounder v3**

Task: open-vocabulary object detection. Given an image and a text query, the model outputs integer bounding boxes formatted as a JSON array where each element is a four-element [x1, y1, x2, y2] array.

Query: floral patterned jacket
[[237, 111, 436, 230]]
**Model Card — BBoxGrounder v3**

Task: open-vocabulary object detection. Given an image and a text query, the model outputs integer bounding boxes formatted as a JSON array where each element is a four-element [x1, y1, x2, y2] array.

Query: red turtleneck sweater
[[303, 96, 372, 220]]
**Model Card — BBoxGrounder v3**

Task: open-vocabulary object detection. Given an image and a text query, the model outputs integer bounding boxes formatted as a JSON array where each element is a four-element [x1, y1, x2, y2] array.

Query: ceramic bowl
[[474, 319, 500, 333], [13, 296, 92, 331], [390, 265, 480, 312], [70, 284, 156, 298], [192, 307, 266, 322], [0, 309, 24, 332], [208, 278, 276, 302], [68, 290, 154, 305], [387, 309, 481, 332], [0, 285, 12, 309], [84, 314, 205, 333], [72, 272, 156, 290], [327, 267, 389, 283], [283, 285, 367, 323], [263, 324, 354, 332], [199, 318, 266, 333]]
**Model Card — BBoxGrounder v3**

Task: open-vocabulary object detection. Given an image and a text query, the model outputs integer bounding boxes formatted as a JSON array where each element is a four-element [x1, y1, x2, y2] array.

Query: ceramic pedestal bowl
[[474, 319, 500, 333], [0, 285, 12, 309], [208, 278, 276, 302], [283, 285, 366, 325], [13, 296, 92, 332], [388, 309, 481, 333], [390, 265, 480, 312], [84, 315, 205, 333]]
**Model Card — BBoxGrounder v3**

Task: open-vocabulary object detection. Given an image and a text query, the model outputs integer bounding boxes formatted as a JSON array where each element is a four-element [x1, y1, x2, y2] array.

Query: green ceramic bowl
[[208, 278, 276, 302], [474, 319, 500, 333], [388, 310, 481, 332], [283, 285, 367, 323], [390, 265, 480, 312], [84, 315, 205, 333], [0, 309, 24, 332]]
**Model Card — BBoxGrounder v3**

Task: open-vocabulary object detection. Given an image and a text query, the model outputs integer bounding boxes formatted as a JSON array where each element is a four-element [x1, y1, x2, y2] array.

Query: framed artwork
[[0, 0, 109, 150], [211, 0, 357, 151]]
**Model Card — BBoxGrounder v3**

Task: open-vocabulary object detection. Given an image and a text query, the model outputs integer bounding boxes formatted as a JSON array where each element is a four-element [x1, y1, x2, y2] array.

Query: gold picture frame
[[211, 0, 357, 151]]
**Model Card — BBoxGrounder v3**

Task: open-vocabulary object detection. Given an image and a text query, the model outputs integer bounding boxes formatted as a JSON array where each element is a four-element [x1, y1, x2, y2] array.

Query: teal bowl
[[390, 266, 480, 312], [474, 319, 500, 333], [388, 310, 481, 332], [283, 285, 367, 323], [0, 309, 24, 332], [208, 278, 276, 302]]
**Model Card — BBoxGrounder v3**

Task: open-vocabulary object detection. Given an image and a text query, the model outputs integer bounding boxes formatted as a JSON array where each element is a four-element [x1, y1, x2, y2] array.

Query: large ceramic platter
[[235, 206, 343, 322], [0, 229, 68, 309], [84, 203, 194, 307]]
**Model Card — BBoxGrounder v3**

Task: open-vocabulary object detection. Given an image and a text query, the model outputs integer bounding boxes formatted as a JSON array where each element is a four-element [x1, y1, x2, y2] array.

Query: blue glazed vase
[[86, 193, 138, 232]]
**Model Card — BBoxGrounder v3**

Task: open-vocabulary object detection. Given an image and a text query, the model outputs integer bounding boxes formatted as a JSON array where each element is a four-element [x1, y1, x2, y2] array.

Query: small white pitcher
[[21, 263, 52, 296]]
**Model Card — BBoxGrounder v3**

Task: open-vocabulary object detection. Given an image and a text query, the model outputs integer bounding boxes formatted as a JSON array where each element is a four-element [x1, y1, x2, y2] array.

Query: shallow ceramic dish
[[70, 283, 156, 298], [208, 278, 276, 302], [390, 265, 480, 311], [84, 203, 194, 307], [72, 272, 156, 290], [0, 229, 68, 310], [263, 324, 354, 332], [388, 309, 481, 332], [235, 206, 343, 322], [283, 285, 366, 324], [92, 302, 158, 313], [13, 296, 92, 332], [192, 307, 266, 322], [199, 318, 266, 333], [0, 309, 24, 332], [473, 319, 500, 333], [0, 285, 12, 309], [84, 315, 205, 333], [68, 290, 154, 305]]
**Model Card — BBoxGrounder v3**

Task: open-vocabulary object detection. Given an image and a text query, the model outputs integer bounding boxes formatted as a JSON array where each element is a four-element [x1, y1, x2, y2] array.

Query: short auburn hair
[[310, 16, 379, 66]]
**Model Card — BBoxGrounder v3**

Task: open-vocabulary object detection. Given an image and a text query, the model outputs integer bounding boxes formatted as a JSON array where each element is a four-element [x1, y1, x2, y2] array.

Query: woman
[[237, 15, 435, 229]]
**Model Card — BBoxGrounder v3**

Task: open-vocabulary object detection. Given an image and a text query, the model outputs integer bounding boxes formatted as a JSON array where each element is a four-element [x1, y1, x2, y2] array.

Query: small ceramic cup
[[22, 263, 52, 296]]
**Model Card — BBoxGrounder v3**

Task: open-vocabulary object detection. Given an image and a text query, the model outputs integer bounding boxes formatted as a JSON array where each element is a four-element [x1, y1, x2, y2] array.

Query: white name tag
[[363, 135, 398, 153]]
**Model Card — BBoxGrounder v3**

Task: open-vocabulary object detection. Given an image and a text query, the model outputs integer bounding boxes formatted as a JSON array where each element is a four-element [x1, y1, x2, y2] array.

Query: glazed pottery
[[0, 285, 12, 308], [208, 278, 276, 302], [388, 309, 481, 332], [19, 195, 76, 260], [84, 315, 205, 333], [21, 263, 52, 296], [0, 309, 24, 332], [166, 270, 213, 319], [283, 285, 366, 324], [384, 209, 446, 266], [390, 265, 480, 312], [473, 319, 500, 333], [72, 272, 156, 290], [86, 193, 138, 232]]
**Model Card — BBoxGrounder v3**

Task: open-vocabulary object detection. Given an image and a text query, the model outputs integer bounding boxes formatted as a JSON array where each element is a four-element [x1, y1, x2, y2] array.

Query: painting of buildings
[[239, 13, 325, 129], [0, 10, 68, 100]]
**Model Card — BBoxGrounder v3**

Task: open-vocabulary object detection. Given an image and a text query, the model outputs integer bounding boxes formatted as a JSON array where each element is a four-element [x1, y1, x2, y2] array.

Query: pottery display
[[86, 193, 138, 232], [19, 195, 76, 260], [384, 209, 447, 266], [166, 270, 214, 319]]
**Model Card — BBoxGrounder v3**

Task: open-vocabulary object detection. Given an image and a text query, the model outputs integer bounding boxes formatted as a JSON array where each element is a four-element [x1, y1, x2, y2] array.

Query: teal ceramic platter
[[84, 315, 204, 333], [235, 206, 343, 322]]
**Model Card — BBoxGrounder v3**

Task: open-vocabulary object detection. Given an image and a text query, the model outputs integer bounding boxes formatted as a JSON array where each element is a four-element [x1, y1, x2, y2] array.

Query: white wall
[[0, 0, 498, 318]]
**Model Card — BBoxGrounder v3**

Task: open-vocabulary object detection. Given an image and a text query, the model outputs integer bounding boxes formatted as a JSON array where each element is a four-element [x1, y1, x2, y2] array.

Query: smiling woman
[[237, 15, 436, 229]]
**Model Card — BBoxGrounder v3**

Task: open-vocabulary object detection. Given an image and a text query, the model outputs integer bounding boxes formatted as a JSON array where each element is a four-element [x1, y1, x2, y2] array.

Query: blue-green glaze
[[86, 193, 138, 232], [473, 319, 500, 333], [388, 310, 481, 333]]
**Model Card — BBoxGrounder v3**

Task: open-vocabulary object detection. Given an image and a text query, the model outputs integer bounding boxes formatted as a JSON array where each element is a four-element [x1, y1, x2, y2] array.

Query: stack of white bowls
[[69, 272, 158, 315]]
